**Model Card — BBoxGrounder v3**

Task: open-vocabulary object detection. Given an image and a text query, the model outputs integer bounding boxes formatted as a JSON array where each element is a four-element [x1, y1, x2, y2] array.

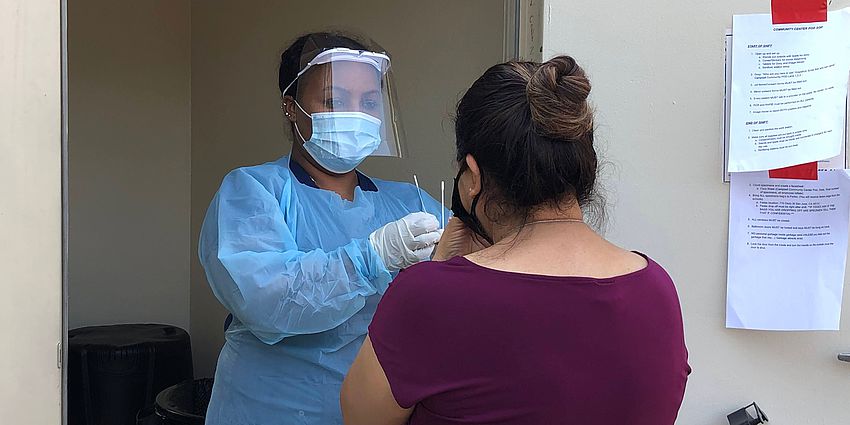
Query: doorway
[[64, 1, 522, 422]]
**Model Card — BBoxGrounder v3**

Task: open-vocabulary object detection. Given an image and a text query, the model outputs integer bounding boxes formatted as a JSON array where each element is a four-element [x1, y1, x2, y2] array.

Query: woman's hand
[[432, 217, 490, 261]]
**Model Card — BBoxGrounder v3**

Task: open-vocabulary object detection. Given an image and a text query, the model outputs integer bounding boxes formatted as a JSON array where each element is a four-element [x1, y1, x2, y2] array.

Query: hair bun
[[526, 55, 593, 141]]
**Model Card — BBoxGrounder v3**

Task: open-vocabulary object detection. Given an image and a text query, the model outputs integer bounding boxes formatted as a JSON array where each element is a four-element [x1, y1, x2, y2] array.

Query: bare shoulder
[[621, 248, 649, 270], [604, 243, 649, 275]]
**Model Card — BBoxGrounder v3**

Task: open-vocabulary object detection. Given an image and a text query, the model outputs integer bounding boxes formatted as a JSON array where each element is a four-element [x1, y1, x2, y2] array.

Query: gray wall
[[68, 0, 192, 331], [543, 0, 850, 423], [189, 0, 507, 376]]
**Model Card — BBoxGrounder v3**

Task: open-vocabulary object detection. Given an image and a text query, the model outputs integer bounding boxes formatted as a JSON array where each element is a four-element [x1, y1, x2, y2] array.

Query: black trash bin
[[135, 406, 162, 425], [136, 378, 213, 425], [68, 324, 194, 425]]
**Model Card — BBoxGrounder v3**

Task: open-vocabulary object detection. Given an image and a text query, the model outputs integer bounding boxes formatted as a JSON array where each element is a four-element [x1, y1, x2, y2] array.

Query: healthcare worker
[[199, 32, 445, 425]]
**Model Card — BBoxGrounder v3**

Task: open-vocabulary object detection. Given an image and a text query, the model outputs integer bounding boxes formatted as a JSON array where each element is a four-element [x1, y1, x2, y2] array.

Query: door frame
[[504, 0, 544, 62], [61, 0, 70, 423]]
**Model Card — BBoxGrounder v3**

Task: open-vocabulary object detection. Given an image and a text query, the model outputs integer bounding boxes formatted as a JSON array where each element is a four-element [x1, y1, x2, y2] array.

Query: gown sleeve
[[199, 167, 393, 345]]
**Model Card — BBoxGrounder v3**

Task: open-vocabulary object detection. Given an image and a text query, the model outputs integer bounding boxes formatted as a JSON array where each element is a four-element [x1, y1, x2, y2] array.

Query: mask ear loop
[[468, 193, 494, 245], [293, 121, 308, 144], [293, 100, 312, 119], [456, 163, 494, 245], [287, 98, 313, 144]]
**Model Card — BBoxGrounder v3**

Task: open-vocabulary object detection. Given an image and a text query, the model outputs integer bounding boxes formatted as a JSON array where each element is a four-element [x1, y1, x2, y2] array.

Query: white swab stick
[[440, 180, 445, 228], [413, 174, 426, 211]]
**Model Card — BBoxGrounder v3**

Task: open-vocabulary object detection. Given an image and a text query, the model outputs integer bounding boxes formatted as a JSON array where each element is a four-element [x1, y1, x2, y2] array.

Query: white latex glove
[[369, 212, 442, 272]]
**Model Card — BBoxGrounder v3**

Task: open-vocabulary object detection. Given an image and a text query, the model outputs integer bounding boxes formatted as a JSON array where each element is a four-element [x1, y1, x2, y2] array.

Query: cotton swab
[[413, 174, 426, 211], [440, 180, 445, 228]]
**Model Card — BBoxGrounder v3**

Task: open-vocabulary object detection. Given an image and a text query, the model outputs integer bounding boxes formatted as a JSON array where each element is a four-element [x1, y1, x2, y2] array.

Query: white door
[[0, 0, 64, 423]]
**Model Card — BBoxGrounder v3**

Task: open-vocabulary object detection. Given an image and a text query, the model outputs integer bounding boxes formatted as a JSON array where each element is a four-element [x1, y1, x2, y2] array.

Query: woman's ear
[[465, 154, 482, 197], [282, 95, 298, 123]]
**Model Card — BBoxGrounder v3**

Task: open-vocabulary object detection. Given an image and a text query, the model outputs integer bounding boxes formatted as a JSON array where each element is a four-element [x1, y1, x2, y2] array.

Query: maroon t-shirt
[[369, 254, 690, 425]]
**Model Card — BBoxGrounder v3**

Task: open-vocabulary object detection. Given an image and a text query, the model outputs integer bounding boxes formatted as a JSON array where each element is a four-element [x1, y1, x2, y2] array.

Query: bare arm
[[341, 336, 413, 425]]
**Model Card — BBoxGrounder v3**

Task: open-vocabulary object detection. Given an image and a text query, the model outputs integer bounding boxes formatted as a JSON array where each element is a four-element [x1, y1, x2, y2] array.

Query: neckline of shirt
[[446, 251, 654, 284]]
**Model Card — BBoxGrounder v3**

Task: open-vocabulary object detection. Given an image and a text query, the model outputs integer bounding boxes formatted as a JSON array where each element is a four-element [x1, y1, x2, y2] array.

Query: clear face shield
[[282, 36, 404, 173]]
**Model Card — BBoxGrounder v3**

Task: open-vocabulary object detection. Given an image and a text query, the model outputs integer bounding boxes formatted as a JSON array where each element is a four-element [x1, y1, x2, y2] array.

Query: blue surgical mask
[[294, 103, 383, 174]]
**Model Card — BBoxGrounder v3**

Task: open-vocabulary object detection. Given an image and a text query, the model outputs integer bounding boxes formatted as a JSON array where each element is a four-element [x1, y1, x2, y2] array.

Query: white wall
[[543, 0, 850, 423], [190, 0, 507, 376], [68, 0, 192, 331], [0, 0, 62, 421]]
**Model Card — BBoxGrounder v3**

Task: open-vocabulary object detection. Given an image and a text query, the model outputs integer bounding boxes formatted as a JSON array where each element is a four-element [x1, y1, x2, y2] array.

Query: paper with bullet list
[[726, 170, 850, 330], [722, 31, 849, 182], [728, 9, 850, 173]]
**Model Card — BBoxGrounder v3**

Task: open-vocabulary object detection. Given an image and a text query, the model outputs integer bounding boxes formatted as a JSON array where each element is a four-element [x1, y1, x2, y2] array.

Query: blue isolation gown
[[200, 155, 445, 425]]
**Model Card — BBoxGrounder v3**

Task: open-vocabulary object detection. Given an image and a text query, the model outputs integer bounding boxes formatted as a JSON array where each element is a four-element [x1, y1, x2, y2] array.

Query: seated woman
[[340, 55, 690, 425]]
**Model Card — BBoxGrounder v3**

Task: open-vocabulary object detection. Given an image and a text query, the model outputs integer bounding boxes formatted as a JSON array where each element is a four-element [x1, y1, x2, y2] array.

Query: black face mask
[[451, 168, 493, 245]]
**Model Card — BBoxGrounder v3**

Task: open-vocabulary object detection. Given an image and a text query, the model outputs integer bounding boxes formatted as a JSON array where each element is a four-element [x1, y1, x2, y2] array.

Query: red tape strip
[[768, 0, 826, 179], [768, 162, 819, 180], [771, 0, 827, 24]]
